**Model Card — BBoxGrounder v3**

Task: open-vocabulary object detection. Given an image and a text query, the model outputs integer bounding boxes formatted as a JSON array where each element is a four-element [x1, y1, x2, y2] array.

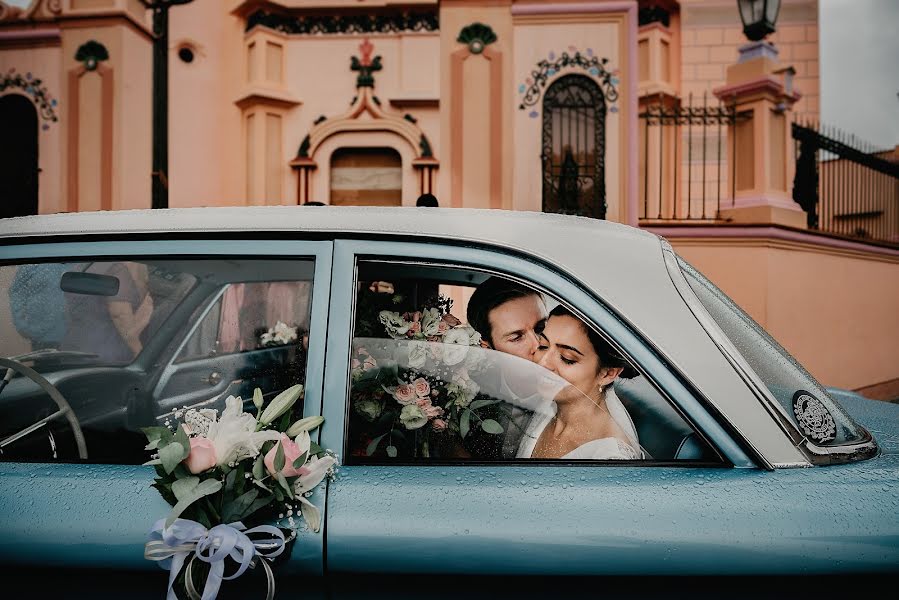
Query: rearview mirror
[[60, 271, 120, 296]]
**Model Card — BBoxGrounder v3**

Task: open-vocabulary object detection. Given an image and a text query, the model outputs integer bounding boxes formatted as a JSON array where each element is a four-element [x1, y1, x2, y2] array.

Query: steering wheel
[[0, 357, 88, 460]]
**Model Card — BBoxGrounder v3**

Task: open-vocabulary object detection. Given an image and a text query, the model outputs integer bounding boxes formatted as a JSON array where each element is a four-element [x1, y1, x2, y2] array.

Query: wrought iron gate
[[541, 74, 606, 219]]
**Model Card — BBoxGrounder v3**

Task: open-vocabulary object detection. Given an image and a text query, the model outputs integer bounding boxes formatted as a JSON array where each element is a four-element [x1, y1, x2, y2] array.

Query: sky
[[819, 0, 899, 149], [5, 0, 897, 149]]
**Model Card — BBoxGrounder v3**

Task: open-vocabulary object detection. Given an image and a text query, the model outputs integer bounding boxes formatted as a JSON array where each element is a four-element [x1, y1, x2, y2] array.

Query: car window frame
[[321, 239, 755, 469], [0, 237, 334, 575]]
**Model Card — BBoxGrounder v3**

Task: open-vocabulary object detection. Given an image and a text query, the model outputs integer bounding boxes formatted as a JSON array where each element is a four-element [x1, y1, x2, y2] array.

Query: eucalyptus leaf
[[165, 479, 222, 528], [460, 409, 472, 439], [142, 426, 173, 449], [159, 442, 186, 475], [366, 433, 387, 456], [253, 479, 271, 493], [242, 495, 275, 521], [386, 445, 397, 458], [468, 399, 501, 411], [171, 476, 200, 501], [252, 456, 265, 481], [480, 419, 504, 435], [172, 424, 191, 460]]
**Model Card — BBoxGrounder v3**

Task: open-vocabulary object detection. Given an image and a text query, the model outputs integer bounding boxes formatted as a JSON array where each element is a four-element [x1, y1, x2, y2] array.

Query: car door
[[0, 238, 333, 591], [320, 239, 840, 593]]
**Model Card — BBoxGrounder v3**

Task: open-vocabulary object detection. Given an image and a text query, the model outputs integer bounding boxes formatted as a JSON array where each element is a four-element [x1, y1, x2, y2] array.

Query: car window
[[0, 258, 315, 466], [176, 281, 312, 362], [345, 261, 716, 464], [678, 256, 868, 448]]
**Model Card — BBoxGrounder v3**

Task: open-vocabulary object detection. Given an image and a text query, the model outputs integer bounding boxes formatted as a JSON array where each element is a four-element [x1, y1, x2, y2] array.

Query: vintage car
[[0, 206, 897, 597]]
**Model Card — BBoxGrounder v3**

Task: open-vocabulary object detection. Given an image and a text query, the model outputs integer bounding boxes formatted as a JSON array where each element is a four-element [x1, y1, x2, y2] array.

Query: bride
[[516, 305, 642, 460]]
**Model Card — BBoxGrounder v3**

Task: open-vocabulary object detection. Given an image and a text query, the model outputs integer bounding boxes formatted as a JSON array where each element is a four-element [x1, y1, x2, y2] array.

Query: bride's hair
[[547, 305, 639, 379]]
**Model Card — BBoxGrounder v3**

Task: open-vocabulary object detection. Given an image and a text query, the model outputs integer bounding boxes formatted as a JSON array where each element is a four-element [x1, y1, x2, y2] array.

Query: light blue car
[[0, 207, 896, 598]]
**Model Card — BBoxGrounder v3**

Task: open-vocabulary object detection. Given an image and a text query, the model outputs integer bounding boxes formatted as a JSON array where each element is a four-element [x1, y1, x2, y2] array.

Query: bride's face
[[535, 314, 606, 403]]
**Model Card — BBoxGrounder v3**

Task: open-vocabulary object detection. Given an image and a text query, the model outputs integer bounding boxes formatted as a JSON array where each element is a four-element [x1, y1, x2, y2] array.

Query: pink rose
[[407, 322, 421, 335], [413, 377, 431, 398], [363, 356, 377, 370], [431, 419, 447, 432], [264, 434, 311, 478], [351, 358, 362, 370], [183, 437, 217, 474], [436, 321, 449, 334], [394, 384, 417, 405]]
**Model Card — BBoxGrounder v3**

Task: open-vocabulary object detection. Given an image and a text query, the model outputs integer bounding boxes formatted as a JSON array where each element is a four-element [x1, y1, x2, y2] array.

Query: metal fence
[[638, 93, 747, 221], [792, 121, 899, 246]]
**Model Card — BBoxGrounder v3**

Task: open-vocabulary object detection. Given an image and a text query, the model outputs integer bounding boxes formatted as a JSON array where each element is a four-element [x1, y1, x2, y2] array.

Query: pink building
[[1, 0, 897, 400]]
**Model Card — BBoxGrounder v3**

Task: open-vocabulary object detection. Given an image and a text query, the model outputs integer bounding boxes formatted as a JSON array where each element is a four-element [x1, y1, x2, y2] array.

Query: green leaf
[[273, 483, 284, 502], [480, 419, 504, 435], [460, 409, 471, 439], [275, 472, 293, 499], [366, 433, 387, 456], [274, 441, 285, 473], [225, 468, 238, 491], [242, 494, 275, 522], [309, 441, 324, 456], [172, 424, 190, 460], [142, 426, 173, 450], [252, 455, 265, 481], [468, 399, 501, 411], [172, 476, 200, 501], [166, 478, 222, 528], [386, 445, 397, 458], [292, 451, 308, 470], [159, 442, 186, 475], [221, 489, 259, 523], [252, 479, 270, 493]]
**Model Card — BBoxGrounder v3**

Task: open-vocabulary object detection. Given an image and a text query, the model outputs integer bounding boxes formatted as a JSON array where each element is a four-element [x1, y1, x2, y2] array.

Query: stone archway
[[0, 94, 39, 218]]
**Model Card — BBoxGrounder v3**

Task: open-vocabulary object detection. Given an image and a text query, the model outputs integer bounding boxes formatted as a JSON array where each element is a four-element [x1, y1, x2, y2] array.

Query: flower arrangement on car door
[[142, 384, 336, 600], [349, 289, 506, 459]]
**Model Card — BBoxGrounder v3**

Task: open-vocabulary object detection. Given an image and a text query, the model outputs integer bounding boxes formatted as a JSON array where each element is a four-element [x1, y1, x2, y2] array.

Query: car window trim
[[323, 239, 754, 469]]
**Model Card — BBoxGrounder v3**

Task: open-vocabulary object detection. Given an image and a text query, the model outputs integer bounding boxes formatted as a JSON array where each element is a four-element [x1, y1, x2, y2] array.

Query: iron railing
[[792, 121, 899, 246], [638, 93, 748, 221]]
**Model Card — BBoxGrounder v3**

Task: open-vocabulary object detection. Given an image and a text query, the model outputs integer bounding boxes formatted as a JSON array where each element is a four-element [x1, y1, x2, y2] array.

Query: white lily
[[206, 395, 280, 466], [259, 384, 303, 425], [293, 453, 337, 533]]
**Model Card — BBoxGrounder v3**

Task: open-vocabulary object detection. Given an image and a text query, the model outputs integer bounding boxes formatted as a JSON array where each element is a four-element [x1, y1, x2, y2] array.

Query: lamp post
[[737, 0, 781, 42], [148, 0, 194, 210]]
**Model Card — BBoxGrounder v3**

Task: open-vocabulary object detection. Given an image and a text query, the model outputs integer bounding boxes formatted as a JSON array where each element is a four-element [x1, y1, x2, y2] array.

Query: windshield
[[1, 261, 196, 368], [677, 256, 869, 449]]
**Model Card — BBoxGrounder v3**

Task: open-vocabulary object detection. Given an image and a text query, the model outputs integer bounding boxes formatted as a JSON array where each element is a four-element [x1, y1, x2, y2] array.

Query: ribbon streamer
[[145, 518, 289, 600]]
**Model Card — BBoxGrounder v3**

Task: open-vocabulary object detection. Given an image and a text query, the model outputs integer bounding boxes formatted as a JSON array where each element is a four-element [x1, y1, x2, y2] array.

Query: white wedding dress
[[515, 387, 642, 460]]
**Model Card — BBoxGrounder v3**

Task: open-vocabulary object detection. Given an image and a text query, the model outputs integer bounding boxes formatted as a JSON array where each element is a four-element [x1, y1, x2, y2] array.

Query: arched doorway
[[541, 74, 607, 219], [0, 94, 39, 218], [330, 147, 402, 206]]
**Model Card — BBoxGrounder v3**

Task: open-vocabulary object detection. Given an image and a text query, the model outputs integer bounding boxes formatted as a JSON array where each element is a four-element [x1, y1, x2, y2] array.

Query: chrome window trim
[[659, 238, 878, 466], [325, 240, 754, 468]]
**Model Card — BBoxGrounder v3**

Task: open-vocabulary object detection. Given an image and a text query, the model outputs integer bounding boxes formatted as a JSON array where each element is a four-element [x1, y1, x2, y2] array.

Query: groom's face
[[486, 295, 547, 361]]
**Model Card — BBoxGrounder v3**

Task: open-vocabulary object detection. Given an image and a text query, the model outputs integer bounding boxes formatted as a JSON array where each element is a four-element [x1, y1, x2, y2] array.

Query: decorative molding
[[638, 5, 671, 27], [0, 27, 61, 49], [518, 49, 620, 112], [0, 68, 58, 126], [388, 97, 439, 109], [245, 9, 438, 35], [74, 40, 108, 71], [456, 22, 496, 55], [234, 87, 302, 110], [67, 63, 114, 213], [350, 38, 381, 88]]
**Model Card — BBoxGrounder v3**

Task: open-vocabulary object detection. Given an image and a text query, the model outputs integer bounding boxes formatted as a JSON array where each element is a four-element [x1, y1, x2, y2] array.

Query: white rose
[[379, 311, 411, 338], [355, 398, 382, 421], [420, 308, 443, 337], [407, 341, 428, 369], [442, 328, 472, 366], [399, 404, 428, 430]]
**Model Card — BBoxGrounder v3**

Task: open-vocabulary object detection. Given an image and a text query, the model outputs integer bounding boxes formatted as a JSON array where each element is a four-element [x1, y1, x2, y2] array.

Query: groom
[[466, 276, 548, 458]]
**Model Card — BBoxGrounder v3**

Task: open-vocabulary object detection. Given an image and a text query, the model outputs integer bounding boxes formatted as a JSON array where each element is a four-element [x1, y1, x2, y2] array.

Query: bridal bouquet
[[142, 384, 336, 600], [349, 293, 505, 458]]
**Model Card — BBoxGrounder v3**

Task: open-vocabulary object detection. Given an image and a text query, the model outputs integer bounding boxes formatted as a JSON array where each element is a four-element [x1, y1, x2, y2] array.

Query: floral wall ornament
[[517, 49, 620, 114], [350, 37, 382, 88], [0, 68, 58, 127], [456, 22, 497, 54], [74, 40, 109, 72], [244, 10, 438, 35]]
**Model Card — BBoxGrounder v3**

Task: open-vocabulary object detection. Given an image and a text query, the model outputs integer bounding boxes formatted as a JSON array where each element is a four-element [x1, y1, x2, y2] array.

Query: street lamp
[[737, 0, 780, 41], [148, 0, 194, 210]]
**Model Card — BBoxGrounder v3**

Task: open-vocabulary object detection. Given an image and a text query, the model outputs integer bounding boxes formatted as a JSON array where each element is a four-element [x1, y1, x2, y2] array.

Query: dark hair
[[547, 305, 638, 379], [467, 276, 542, 346], [416, 193, 439, 207]]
